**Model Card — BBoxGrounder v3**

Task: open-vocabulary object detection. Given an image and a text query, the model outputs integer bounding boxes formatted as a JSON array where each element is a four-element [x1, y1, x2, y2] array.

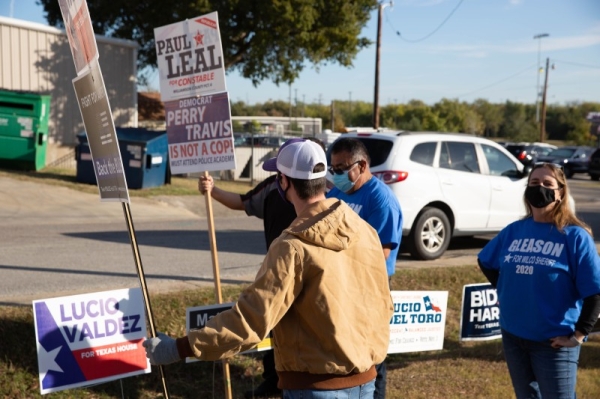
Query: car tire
[[407, 207, 451, 261], [564, 166, 574, 178], [591, 174, 600, 181]]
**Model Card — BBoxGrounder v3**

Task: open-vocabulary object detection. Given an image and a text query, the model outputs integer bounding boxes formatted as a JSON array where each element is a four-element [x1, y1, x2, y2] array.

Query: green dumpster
[[0, 89, 51, 171]]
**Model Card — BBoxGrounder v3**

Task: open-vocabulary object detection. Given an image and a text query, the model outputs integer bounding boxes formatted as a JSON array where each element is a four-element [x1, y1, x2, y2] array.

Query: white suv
[[328, 131, 543, 260]]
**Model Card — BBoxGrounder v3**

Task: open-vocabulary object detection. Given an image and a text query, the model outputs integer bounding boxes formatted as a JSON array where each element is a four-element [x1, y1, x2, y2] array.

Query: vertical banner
[[58, 0, 99, 75], [164, 92, 235, 174], [33, 288, 150, 395], [72, 62, 129, 202], [459, 283, 501, 342], [154, 12, 227, 102], [154, 11, 234, 398], [388, 291, 448, 354]]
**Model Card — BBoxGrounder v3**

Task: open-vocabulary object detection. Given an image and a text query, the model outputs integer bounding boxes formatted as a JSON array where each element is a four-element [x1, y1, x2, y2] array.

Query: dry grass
[[2, 266, 600, 398], [0, 167, 252, 196], [1, 166, 598, 397]]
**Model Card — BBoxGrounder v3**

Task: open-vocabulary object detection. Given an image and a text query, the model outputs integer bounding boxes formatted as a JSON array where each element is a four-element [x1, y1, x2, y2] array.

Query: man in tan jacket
[[144, 140, 393, 397]]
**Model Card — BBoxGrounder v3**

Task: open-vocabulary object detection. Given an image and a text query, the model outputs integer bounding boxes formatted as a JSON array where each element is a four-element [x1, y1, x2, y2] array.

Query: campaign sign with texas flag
[[33, 288, 150, 394], [388, 290, 448, 354]]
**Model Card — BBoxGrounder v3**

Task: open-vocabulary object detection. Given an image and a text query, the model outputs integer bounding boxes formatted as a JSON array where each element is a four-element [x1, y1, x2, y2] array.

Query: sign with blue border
[[459, 283, 501, 341], [33, 288, 150, 394]]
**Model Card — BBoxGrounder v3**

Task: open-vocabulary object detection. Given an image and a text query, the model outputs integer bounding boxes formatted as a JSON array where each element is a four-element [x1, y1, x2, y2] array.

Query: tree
[[398, 100, 445, 132], [499, 101, 537, 142], [39, 0, 377, 86], [432, 98, 484, 135], [472, 99, 503, 138]]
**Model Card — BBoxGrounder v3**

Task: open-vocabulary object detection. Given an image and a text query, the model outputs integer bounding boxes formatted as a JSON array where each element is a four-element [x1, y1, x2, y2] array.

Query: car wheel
[[591, 174, 600, 181], [564, 166, 574, 178], [408, 207, 451, 261]]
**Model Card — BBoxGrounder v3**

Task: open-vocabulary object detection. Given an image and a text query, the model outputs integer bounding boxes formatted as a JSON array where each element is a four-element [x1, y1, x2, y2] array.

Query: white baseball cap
[[263, 140, 327, 180]]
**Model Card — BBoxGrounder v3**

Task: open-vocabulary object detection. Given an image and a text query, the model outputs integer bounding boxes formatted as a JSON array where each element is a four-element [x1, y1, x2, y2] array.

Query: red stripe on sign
[[195, 17, 217, 29], [73, 339, 148, 380]]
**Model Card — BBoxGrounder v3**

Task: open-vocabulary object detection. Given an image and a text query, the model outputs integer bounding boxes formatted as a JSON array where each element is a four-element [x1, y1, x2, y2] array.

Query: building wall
[[0, 17, 137, 148]]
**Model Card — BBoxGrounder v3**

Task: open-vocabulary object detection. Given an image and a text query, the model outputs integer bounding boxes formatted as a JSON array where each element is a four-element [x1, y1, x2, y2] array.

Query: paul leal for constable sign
[[154, 11, 227, 102], [33, 288, 150, 395]]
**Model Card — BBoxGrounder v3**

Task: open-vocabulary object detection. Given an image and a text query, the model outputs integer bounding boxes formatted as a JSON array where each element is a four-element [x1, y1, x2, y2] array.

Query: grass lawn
[[0, 167, 252, 197], [2, 266, 600, 398], [1, 167, 599, 398]]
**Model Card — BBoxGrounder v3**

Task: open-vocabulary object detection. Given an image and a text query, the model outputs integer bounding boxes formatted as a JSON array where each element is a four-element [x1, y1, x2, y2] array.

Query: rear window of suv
[[410, 142, 436, 166], [355, 138, 394, 168]]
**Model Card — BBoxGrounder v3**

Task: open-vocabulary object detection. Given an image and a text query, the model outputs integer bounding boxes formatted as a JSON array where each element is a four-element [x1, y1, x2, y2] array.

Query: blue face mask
[[331, 165, 360, 193]]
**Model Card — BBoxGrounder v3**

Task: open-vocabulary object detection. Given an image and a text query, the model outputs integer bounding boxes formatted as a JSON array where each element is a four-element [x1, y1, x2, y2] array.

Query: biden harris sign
[[459, 283, 501, 341], [33, 288, 150, 394]]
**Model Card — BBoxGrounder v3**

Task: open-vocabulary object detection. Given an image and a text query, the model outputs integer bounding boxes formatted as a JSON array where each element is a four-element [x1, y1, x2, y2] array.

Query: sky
[[2, 0, 600, 107]]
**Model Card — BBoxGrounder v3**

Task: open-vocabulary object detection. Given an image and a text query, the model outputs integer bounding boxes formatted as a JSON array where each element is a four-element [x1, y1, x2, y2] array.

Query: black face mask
[[525, 185, 556, 208], [276, 175, 292, 204]]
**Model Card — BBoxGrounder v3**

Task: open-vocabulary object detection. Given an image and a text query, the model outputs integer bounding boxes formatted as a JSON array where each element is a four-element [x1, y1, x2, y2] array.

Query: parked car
[[242, 135, 290, 147], [536, 146, 596, 178], [233, 133, 249, 146], [504, 142, 557, 168], [589, 148, 600, 181], [327, 131, 574, 261]]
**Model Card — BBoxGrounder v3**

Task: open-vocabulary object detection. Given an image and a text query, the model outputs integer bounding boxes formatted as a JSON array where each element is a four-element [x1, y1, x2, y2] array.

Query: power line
[[386, 0, 465, 43], [456, 63, 537, 98], [551, 59, 600, 70]]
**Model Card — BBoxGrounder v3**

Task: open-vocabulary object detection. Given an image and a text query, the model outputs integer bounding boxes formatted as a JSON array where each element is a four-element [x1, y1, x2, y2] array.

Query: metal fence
[[41, 135, 318, 184], [43, 150, 77, 170]]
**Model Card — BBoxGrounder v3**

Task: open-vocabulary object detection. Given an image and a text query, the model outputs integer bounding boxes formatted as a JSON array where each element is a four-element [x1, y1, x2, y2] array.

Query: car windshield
[[547, 148, 576, 158], [357, 138, 394, 167]]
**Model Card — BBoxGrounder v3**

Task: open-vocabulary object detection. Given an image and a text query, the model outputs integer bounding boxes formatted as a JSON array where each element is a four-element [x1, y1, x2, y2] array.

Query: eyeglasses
[[328, 161, 360, 175], [533, 162, 564, 171]]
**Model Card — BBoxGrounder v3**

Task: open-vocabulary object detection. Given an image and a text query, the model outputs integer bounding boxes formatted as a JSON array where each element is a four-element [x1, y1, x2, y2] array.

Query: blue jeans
[[374, 362, 386, 399], [283, 379, 376, 399], [502, 329, 580, 399]]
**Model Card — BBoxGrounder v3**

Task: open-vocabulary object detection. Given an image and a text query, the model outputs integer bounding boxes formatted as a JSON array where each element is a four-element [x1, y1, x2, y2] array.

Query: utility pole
[[373, 4, 383, 129], [534, 33, 549, 123], [539, 57, 550, 143], [330, 101, 335, 131], [288, 84, 292, 118], [373, 1, 393, 130], [349, 91, 352, 127], [302, 94, 306, 117]]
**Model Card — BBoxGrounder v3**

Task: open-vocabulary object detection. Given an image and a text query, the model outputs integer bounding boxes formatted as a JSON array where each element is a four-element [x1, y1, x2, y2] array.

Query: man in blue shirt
[[326, 137, 403, 399]]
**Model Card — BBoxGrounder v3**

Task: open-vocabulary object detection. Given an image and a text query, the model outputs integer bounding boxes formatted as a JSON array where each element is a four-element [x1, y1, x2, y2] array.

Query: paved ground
[[0, 176, 266, 305], [1, 174, 598, 306]]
